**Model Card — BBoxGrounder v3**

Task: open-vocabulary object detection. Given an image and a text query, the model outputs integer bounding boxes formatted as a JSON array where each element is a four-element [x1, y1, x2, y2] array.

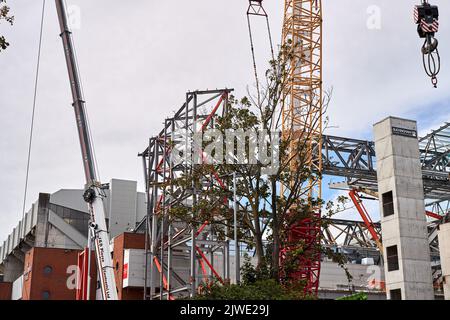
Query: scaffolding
[[138, 89, 236, 299]]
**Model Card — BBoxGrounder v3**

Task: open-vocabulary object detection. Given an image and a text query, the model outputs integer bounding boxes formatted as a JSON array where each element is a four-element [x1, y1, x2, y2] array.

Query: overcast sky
[[0, 0, 449, 240]]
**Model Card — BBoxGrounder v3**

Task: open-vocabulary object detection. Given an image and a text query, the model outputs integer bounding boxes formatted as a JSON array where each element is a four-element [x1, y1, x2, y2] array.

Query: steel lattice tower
[[281, 0, 323, 296]]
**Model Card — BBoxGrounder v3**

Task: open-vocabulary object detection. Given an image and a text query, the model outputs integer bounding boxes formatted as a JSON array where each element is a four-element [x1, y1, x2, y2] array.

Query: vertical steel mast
[[281, 0, 323, 296], [55, 0, 118, 300]]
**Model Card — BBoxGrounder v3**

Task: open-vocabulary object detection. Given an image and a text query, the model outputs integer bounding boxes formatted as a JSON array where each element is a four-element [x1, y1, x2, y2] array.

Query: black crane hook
[[414, 0, 441, 88]]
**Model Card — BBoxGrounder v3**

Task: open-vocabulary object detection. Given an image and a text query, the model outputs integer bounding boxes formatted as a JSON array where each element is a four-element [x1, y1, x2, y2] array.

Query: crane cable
[[247, 15, 261, 105], [246, 1, 275, 106], [422, 37, 440, 87], [422, 0, 440, 87], [21, 0, 46, 220], [266, 15, 275, 62]]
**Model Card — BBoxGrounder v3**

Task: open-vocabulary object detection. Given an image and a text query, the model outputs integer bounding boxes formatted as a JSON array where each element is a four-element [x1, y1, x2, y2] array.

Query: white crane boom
[[55, 0, 118, 300]]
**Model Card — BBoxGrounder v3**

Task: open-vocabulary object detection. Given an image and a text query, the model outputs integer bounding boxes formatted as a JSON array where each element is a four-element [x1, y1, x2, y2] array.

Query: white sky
[[0, 0, 449, 241]]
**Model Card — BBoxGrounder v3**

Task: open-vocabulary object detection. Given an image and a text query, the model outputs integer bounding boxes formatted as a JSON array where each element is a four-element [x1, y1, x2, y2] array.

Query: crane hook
[[414, 1, 440, 88]]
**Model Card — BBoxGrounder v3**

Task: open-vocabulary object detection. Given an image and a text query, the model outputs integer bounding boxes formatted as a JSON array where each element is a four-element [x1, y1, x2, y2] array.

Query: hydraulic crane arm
[[55, 0, 118, 300]]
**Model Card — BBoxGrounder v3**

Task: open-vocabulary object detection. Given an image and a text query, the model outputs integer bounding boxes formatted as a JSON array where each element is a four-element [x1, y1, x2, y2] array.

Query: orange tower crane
[[280, 0, 323, 296]]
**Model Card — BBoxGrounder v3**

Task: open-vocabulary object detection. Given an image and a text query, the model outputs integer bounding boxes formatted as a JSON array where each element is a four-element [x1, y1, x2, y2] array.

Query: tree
[[0, 0, 14, 52], [194, 256, 315, 300], [166, 42, 352, 297]]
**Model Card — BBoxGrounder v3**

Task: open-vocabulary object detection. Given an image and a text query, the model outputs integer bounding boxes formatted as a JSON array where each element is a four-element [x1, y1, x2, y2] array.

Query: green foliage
[[336, 292, 368, 301], [194, 279, 301, 300], [0, 0, 14, 52], [240, 256, 271, 285], [194, 257, 316, 300]]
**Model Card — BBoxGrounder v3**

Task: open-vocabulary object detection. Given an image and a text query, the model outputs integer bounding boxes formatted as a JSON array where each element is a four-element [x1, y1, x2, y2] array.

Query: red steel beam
[[426, 210, 443, 220], [196, 246, 225, 284], [349, 190, 383, 252], [153, 256, 175, 300]]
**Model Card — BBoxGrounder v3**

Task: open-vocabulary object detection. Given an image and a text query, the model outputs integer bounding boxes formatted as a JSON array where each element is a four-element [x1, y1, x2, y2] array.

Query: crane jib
[[55, 0, 118, 300]]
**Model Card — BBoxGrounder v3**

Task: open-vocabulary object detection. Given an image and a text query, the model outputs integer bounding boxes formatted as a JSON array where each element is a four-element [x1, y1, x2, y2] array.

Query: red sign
[[123, 263, 128, 280]]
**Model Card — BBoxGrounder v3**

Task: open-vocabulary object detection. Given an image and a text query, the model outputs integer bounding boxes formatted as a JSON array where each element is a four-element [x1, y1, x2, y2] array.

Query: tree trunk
[[271, 178, 280, 280], [253, 211, 265, 269], [253, 177, 265, 269]]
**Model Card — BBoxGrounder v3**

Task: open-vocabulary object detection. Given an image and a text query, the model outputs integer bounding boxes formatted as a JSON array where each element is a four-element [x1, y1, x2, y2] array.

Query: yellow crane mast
[[282, 0, 323, 187], [281, 0, 323, 296]]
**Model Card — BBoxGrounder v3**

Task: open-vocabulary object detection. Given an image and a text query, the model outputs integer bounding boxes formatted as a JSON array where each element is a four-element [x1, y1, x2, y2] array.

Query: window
[[50, 203, 90, 236], [382, 191, 395, 217], [42, 291, 51, 300], [43, 265, 53, 275], [63, 207, 71, 218], [386, 245, 399, 272], [390, 289, 402, 300]]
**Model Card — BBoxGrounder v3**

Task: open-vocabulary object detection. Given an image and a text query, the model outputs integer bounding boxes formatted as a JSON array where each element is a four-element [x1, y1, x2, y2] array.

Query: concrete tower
[[374, 117, 434, 300]]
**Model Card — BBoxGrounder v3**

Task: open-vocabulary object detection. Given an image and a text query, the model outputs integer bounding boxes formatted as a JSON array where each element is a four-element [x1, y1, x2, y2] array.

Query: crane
[[55, 0, 118, 300], [279, 0, 442, 296], [279, 0, 323, 297]]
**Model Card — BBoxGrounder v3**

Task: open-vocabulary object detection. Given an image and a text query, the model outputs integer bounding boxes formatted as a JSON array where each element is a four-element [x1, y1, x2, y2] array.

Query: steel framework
[[320, 124, 449, 288], [321, 133, 450, 201], [280, 0, 323, 296], [419, 122, 450, 181], [322, 218, 381, 250], [321, 128, 450, 249], [348, 190, 383, 252], [138, 89, 235, 299]]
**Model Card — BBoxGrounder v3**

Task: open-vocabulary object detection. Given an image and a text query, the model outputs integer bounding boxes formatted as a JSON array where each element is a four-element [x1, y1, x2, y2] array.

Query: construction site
[[0, 0, 449, 302]]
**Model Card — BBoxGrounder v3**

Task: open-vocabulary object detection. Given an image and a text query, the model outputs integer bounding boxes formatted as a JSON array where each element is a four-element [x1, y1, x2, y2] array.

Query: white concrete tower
[[374, 117, 434, 300], [438, 223, 450, 299]]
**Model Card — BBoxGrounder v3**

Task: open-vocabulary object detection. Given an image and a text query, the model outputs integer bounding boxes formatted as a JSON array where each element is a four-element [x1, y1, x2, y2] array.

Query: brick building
[[0, 179, 146, 300]]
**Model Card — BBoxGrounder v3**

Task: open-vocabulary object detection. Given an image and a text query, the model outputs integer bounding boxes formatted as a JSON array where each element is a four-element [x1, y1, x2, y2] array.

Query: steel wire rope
[[21, 0, 46, 221]]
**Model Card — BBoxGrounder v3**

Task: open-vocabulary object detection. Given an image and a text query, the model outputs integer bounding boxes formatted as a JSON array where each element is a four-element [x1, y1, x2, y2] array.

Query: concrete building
[[438, 223, 450, 300], [0, 179, 146, 300], [374, 117, 434, 300]]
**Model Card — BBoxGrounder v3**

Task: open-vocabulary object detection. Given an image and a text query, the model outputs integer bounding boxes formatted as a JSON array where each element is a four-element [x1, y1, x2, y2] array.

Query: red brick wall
[[113, 232, 145, 300], [22, 247, 80, 300], [0, 282, 12, 300], [18, 234, 145, 300]]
